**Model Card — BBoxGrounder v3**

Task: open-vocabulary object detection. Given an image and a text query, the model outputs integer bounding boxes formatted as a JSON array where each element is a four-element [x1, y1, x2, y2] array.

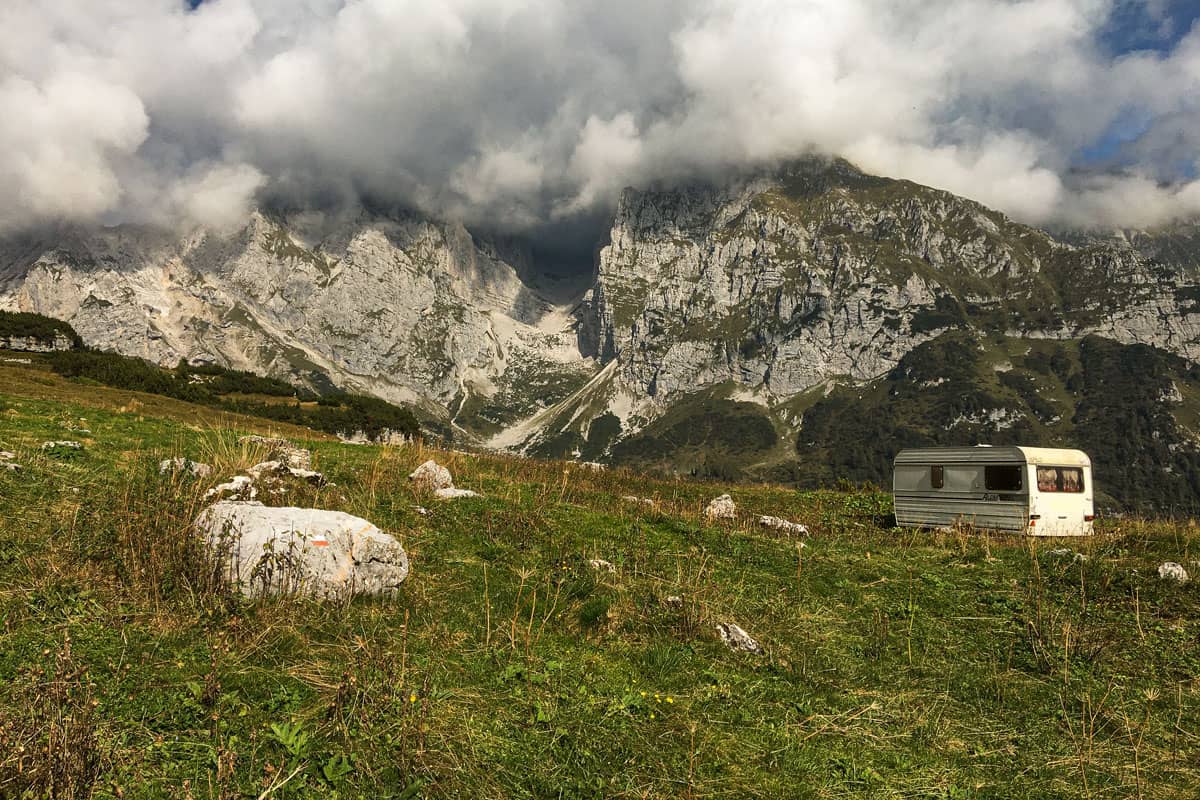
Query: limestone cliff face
[[0, 211, 591, 423], [590, 160, 1200, 404]]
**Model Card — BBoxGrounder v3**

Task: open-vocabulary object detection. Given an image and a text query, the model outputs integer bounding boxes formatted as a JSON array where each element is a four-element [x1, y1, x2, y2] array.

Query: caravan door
[[1030, 465, 1094, 536]]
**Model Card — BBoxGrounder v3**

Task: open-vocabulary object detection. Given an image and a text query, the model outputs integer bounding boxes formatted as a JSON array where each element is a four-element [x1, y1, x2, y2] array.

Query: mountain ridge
[[3, 157, 1199, 510]]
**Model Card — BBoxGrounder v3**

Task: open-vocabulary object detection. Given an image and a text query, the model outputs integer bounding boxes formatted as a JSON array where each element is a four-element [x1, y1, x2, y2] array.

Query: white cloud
[[0, 0, 1198, 233]]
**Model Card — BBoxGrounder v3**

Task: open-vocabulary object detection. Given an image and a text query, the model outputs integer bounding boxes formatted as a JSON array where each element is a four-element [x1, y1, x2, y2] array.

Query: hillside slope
[[1, 382, 1198, 797]]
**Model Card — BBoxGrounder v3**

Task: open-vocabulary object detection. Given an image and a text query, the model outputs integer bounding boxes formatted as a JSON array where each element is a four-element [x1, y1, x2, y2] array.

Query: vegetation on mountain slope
[[0, 309, 83, 348], [784, 332, 1200, 515], [1, 377, 1199, 798], [1, 318, 421, 442]]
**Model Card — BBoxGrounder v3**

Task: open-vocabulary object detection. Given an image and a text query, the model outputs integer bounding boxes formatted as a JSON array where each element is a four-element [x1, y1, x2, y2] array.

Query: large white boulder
[[409, 459, 454, 491], [197, 502, 409, 599], [705, 494, 736, 520]]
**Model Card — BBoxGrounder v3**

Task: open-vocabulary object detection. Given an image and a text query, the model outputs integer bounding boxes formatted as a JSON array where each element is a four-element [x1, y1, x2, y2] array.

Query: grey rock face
[[197, 501, 409, 599], [589, 163, 1200, 409], [0, 211, 591, 423]]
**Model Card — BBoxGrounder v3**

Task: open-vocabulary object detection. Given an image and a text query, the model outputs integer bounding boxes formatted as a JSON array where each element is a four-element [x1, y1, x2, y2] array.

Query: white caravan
[[893, 446, 1095, 536]]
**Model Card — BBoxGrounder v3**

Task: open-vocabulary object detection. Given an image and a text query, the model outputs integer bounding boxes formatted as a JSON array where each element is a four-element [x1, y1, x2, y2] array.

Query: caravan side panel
[[893, 448, 1030, 532], [894, 493, 1029, 532]]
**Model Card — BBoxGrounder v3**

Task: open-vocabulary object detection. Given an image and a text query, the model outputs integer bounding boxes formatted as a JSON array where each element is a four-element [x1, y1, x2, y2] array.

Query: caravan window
[[931, 466, 944, 489], [1037, 466, 1084, 493], [984, 465, 1023, 491]]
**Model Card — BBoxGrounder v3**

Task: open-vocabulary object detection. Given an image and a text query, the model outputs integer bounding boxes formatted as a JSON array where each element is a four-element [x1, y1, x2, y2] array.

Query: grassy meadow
[[1, 366, 1199, 798]]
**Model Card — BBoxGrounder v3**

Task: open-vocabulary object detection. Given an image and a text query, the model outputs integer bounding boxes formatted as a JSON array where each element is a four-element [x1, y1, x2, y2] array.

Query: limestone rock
[[247, 460, 326, 486], [409, 460, 454, 492], [159, 458, 213, 478], [239, 436, 312, 471], [41, 440, 82, 451], [716, 622, 762, 654], [705, 494, 736, 520], [1158, 562, 1190, 583], [588, 558, 616, 573], [197, 501, 409, 599], [621, 495, 655, 507], [434, 487, 479, 500], [205, 475, 257, 502], [759, 515, 808, 535]]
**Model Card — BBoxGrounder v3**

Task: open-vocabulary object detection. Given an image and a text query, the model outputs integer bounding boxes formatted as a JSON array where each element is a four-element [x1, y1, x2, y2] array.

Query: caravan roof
[[894, 446, 1091, 468]]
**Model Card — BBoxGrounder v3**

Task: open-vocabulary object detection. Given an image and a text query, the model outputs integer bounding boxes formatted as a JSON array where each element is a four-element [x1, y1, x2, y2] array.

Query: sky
[[1, 0, 1199, 236]]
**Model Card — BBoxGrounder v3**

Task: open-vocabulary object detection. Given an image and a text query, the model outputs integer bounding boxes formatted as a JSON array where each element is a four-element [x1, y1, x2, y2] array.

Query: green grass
[[1, 383, 1199, 798]]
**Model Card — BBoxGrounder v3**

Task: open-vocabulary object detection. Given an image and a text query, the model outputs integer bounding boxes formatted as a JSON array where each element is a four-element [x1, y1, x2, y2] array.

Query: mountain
[[2, 158, 1199, 511], [0, 211, 594, 437]]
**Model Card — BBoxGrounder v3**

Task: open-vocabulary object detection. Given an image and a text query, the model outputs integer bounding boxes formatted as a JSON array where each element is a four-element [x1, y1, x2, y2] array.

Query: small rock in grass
[[238, 435, 313, 470], [578, 461, 607, 472], [1, 461, 20, 472], [159, 458, 213, 478], [759, 515, 808, 536], [1046, 548, 1087, 563], [1158, 562, 1189, 583], [588, 558, 616, 573], [434, 487, 479, 500], [205, 475, 257, 501], [197, 501, 409, 599], [705, 494, 736, 520], [414, 506, 430, 516], [0, 451, 15, 460], [716, 622, 762, 654], [409, 459, 454, 492], [247, 460, 326, 486], [620, 495, 655, 507], [42, 440, 82, 451], [664, 595, 684, 609]]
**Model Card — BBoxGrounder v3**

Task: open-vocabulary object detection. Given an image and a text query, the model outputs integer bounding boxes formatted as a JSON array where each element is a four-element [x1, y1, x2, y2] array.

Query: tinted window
[[984, 465, 1023, 491], [1037, 466, 1084, 493], [931, 465, 944, 489]]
